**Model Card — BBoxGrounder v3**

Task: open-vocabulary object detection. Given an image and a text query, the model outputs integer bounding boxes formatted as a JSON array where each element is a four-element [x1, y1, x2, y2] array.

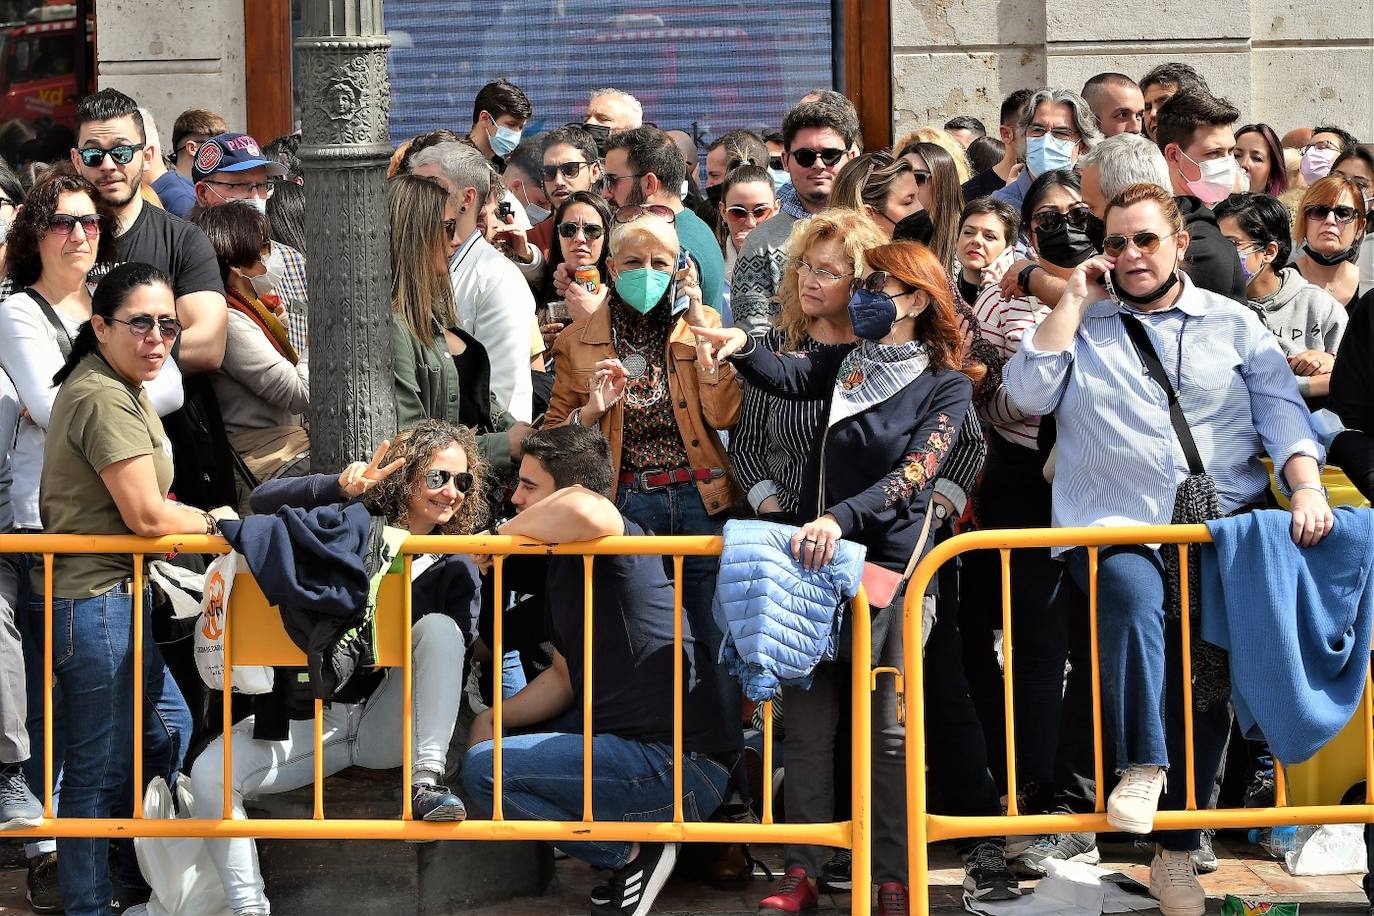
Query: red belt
[[618, 467, 723, 492]]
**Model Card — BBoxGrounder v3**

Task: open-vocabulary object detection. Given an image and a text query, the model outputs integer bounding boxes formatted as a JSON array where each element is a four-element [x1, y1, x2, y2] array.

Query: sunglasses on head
[[542, 161, 591, 182], [48, 214, 102, 237], [789, 146, 848, 169], [1032, 207, 1093, 234], [613, 204, 676, 225], [1102, 230, 1175, 257], [1306, 204, 1360, 224], [725, 204, 773, 220], [557, 220, 604, 240], [76, 143, 145, 168], [106, 315, 182, 340], [423, 469, 474, 494]]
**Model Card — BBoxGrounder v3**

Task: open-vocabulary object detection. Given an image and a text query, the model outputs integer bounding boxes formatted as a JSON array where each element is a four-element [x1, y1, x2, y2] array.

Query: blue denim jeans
[[1063, 546, 1232, 851], [614, 482, 739, 750], [21, 583, 192, 916], [462, 730, 730, 868]]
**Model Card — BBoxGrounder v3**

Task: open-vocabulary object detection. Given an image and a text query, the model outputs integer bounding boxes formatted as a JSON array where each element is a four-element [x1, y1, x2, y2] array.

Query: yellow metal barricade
[[902, 524, 1374, 916], [0, 533, 874, 916]]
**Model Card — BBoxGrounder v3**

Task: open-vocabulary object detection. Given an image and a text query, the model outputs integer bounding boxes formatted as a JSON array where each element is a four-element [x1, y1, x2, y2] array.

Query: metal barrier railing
[[902, 524, 1374, 916], [0, 533, 874, 916]]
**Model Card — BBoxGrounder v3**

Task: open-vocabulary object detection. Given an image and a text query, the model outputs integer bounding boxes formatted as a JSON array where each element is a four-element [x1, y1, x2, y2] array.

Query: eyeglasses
[[542, 161, 592, 182], [106, 314, 182, 340], [789, 147, 848, 169], [613, 204, 676, 224], [911, 170, 932, 186], [0, 196, 17, 209], [1031, 206, 1093, 234], [725, 204, 773, 220], [76, 143, 145, 167], [1102, 230, 1177, 257], [768, 155, 784, 171], [423, 468, 474, 494], [603, 171, 645, 187], [557, 220, 605, 240], [1025, 125, 1081, 143], [1301, 140, 1342, 155], [1305, 204, 1360, 224], [48, 214, 102, 237], [794, 258, 852, 284], [850, 270, 915, 297], [203, 179, 276, 198]]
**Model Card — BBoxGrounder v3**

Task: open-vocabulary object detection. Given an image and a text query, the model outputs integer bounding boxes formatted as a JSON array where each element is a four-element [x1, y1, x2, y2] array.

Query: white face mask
[[1178, 150, 1238, 206], [246, 245, 286, 299], [239, 197, 268, 217], [524, 200, 551, 224]]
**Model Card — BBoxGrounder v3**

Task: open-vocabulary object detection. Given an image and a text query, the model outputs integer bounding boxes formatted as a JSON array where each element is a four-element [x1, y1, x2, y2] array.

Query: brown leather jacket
[[547, 304, 742, 513]]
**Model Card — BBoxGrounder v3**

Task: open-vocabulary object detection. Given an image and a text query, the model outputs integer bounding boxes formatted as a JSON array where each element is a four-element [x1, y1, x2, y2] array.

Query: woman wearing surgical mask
[[1233, 124, 1287, 196], [191, 201, 310, 507], [696, 242, 1015, 909], [1297, 128, 1358, 188], [1005, 182, 1328, 916], [545, 206, 742, 740], [1216, 193, 1346, 402], [1293, 174, 1370, 308]]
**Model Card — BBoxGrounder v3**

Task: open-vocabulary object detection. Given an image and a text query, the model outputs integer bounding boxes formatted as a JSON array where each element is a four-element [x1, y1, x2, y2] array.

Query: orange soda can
[[574, 265, 601, 293]]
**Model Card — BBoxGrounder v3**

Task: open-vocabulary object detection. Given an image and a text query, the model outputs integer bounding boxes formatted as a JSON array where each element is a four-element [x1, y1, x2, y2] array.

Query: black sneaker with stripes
[[591, 842, 679, 916]]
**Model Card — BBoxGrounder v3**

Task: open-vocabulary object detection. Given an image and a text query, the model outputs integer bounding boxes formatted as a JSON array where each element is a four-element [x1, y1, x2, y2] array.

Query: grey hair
[[137, 107, 161, 153], [588, 88, 643, 127], [1077, 132, 1172, 199], [410, 141, 491, 198], [1018, 88, 1103, 148]]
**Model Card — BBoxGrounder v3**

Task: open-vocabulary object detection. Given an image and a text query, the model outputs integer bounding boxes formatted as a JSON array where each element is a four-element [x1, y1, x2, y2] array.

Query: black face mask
[[706, 182, 723, 207], [581, 122, 611, 159], [1035, 222, 1097, 269], [1110, 269, 1180, 304], [1084, 211, 1106, 251], [891, 209, 935, 245], [1302, 240, 1363, 266]]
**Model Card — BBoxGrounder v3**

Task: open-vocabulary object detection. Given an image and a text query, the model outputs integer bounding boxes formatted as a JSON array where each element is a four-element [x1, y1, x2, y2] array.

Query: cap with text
[[192, 133, 287, 183]]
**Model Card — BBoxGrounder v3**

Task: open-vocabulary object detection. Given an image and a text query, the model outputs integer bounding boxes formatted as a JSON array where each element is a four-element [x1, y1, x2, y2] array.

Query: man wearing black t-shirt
[[462, 426, 733, 916]]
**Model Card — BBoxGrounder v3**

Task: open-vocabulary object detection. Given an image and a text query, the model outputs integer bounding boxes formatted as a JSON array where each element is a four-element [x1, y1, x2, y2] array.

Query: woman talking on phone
[[1004, 183, 1327, 916]]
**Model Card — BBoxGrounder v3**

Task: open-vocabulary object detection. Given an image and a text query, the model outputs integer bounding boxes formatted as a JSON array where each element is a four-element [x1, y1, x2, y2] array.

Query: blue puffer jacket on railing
[[712, 519, 867, 701]]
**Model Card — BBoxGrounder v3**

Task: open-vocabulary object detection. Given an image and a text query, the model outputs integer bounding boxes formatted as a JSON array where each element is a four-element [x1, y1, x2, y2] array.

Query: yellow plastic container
[[1284, 705, 1369, 807], [1264, 462, 1370, 510]]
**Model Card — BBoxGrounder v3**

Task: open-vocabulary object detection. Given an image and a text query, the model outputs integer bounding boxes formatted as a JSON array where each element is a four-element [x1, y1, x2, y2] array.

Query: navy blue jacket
[[730, 341, 973, 575]]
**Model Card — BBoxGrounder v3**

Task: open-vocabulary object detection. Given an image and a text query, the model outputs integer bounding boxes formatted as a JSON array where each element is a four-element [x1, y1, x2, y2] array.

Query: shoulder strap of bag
[[1119, 312, 1206, 476], [899, 505, 938, 583], [22, 287, 73, 361]]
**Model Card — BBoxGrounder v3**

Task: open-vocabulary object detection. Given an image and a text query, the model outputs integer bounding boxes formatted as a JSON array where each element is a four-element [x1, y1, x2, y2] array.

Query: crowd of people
[[0, 61, 1368, 916]]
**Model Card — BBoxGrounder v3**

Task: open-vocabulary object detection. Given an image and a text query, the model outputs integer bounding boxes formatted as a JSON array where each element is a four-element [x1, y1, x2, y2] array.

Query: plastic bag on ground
[[1285, 823, 1367, 875], [134, 777, 231, 916]]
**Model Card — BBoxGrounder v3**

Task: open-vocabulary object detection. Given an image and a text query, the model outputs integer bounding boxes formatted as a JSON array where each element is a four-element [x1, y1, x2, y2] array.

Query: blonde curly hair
[[776, 209, 889, 350], [362, 420, 489, 535]]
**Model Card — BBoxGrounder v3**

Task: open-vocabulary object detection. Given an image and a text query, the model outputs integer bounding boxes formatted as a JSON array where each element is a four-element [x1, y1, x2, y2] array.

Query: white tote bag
[[194, 552, 274, 695], [132, 777, 231, 916]]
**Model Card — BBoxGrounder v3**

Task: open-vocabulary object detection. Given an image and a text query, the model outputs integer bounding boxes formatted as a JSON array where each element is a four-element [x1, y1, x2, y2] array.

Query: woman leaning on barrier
[[1004, 182, 1329, 916], [695, 240, 1019, 911], [189, 419, 488, 916], [33, 262, 199, 916]]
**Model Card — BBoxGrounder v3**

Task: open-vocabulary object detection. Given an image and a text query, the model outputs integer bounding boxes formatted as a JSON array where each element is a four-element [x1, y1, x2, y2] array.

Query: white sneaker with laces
[[1148, 845, 1205, 916], [1107, 765, 1165, 834]]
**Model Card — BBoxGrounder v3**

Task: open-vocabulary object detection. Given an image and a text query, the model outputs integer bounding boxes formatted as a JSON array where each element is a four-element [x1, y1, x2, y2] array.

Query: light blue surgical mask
[[487, 116, 521, 158], [769, 167, 791, 189], [1025, 133, 1076, 177]]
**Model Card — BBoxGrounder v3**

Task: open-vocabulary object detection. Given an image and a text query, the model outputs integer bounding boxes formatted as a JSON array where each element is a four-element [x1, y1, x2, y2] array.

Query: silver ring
[[804, 537, 817, 544]]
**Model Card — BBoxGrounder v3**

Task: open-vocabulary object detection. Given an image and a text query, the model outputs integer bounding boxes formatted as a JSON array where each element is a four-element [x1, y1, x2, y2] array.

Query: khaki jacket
[[547, 305, 742, 513]]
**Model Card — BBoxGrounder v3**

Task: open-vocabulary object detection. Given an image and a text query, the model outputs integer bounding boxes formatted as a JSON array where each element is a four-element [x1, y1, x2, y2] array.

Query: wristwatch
[[1017, 263, 1040, 295], [1291, 481, 1328, 500]]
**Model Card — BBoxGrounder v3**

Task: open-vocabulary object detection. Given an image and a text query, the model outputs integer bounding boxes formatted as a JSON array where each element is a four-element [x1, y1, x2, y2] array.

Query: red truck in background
[[0, 2, 95, 167]]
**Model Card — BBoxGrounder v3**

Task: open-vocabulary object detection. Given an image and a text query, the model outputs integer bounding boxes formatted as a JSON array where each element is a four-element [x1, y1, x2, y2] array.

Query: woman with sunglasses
[[832, 151, 926, 241], [34, 263, 200, 916], [895, 141, 965, 270], [717, 164, 778, 318], [697, 242, 1018, 909], [1006, 182, 1328, 916], [1293, 174, 1370, 308], [191, 200, 310, 509], [1215, 193, 1347, 403], [541, 190, 613, 332], [388, 174, 529, 483], [191, 420, 485, 916]]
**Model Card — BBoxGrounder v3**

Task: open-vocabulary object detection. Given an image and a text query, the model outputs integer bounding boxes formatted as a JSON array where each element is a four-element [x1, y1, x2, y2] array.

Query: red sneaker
[[758, 867, 818, 915], [878, 881, 909, 916]]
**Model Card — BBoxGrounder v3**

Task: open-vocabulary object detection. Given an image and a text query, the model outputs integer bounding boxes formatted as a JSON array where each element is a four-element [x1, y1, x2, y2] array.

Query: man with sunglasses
[[192, 133, 312, 354], [604, 126, 725, 312], [1154, 91, 1248, 303], [730, 96, 860, 335]]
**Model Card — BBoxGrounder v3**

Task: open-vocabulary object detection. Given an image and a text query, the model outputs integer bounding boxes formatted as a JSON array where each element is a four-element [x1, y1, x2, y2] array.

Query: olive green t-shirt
[[39, 353, 175, 597]]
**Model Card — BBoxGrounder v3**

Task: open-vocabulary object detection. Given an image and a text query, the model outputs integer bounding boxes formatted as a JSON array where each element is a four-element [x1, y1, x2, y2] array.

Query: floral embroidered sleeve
[[824, 374, 973, 539]]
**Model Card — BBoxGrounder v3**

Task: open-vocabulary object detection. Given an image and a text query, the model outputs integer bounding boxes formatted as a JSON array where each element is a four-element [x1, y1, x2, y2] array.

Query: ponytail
[[51, 322, 99, 386], [50, 261, 174, 388]]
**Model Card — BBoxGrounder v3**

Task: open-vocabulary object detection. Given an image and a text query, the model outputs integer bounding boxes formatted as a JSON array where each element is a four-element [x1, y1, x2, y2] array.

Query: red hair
[[862, 241, 985, 384]]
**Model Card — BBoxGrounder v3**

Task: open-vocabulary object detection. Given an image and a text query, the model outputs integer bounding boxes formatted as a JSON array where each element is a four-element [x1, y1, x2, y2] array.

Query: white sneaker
[[1148, 845, 1205, 916], [1107, 765, 1165, 834]]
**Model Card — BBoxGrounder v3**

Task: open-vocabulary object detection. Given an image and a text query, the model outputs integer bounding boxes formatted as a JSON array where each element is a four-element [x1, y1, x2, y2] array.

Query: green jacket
[[390, 313, 515, 473]]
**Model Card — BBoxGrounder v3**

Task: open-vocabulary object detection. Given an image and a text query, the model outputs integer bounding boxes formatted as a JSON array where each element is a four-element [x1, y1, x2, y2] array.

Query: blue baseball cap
[[192, 133, 287, 183]]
